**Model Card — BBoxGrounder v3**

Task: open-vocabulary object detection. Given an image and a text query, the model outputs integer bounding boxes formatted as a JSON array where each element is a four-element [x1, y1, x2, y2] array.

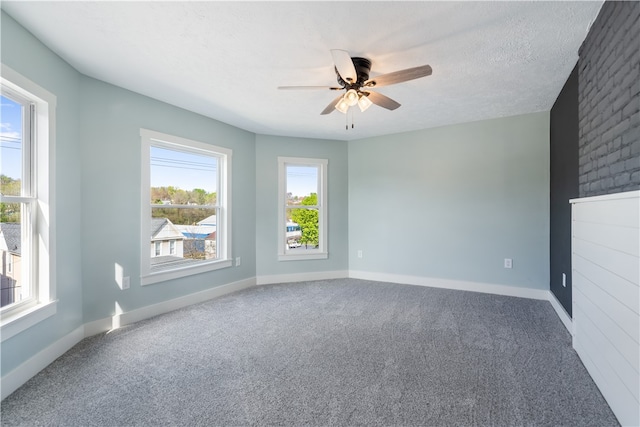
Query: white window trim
[[140, 129, 232, 286], [277, 157, 328, 261], [0, 64, 57, 342]]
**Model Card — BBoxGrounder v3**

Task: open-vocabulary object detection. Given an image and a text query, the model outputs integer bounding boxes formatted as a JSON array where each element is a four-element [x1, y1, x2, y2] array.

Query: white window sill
[[141, 258, 233, 286], [1, 300, 58, 342], [278, 252, 328, 262]]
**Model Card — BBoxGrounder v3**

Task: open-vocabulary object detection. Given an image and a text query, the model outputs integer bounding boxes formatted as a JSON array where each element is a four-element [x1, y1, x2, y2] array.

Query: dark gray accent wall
[[578, 1, 640, 197], [550, 64, 579, 316]]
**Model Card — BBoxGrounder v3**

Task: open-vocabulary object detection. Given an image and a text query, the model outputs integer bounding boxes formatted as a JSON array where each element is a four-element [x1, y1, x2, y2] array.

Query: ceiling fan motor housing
[[335, 57, 371, 88]]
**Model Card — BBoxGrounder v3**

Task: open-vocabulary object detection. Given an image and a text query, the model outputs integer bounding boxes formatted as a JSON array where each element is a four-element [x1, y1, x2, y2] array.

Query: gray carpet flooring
[[1, 279, 619, 426]]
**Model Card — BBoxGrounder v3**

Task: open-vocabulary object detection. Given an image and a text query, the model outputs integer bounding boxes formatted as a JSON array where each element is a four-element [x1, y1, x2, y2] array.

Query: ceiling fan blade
[[320, 93, 345, 115], [330, 49, 357, 83], [278, 86, 342, 90], [363, 91, 401, 110], [364, 65, 432, 88]]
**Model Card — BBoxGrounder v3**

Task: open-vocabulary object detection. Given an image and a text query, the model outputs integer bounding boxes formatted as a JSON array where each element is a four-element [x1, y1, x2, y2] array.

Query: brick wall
[[578, 1, 640, 197]]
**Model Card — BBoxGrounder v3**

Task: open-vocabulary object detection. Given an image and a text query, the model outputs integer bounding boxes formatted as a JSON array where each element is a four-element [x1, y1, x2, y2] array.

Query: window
[[278, 157, 327, 260], [141, 129, 232, 285], [0, 64, 56, 340]]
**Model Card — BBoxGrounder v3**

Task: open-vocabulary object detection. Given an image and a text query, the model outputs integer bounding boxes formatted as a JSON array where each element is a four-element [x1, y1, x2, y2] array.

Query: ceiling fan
[[278, 49, 432, 115]]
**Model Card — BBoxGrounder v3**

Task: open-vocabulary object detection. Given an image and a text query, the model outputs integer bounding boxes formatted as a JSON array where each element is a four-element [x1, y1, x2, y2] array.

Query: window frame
[[140, 129, 232, 286], [1, 87, 35, 310], [277, 156, 328, 261], [0, 64, 57, 342]]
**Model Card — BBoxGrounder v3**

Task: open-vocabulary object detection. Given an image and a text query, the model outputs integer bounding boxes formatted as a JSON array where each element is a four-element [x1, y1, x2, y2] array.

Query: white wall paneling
[[571, 190, 639, 426]]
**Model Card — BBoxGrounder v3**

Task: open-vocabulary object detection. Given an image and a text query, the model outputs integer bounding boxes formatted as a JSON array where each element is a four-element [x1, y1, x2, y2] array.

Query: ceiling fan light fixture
[[335, 97, 350, 114], [345, 89, 359, 106], [281, 49, 432, 118], [358, 93, 373, 112]]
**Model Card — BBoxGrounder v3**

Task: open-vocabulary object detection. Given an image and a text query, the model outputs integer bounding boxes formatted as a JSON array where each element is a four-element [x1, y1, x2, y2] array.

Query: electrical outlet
[[562, 273, 566, 287], [357, 250, 363, 259], [504, 258, 513, 269], [122, 276, 130, 289], [235, 257, 241, 267]]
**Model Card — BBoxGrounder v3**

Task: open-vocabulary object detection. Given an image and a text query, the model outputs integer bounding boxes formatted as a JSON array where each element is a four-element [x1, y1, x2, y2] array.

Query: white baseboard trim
[[547, 290, 572, 335], [83, 317, 113, 338], [0, 325, 84, 400], [256, 270, 349, 285], [85, 277, 257, 338], [348, 270, 549, 300]]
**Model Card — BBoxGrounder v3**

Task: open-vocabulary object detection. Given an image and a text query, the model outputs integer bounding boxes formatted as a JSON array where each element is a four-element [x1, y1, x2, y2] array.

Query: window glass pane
[[150, 207, 218, 273], [286, 165, 317, 205], [149, 144, 220, 273], [150, 146, 218, 205], [285, 207, 319, 251], [0, 95, 23, 196], [1, 205, 30, 307], [1, 95, 31, 308]]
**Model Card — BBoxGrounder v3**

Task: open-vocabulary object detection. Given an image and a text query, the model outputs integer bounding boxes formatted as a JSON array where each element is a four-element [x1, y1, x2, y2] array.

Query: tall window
[[0, 91, 32, 309], [278, 157, 327, 260], [141, 129, 232, 285], [0, 65, 55, 339]]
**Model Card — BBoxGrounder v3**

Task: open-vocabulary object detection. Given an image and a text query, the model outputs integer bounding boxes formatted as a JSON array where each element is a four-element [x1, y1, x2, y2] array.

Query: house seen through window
[[141, 129, 232, 285], [150, 145, 218, 270]]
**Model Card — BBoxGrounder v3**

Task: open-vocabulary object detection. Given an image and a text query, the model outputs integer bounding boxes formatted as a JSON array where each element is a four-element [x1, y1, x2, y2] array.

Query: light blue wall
[[255, 134, 349, 277], [79, 77, 256, 323], [0, 10, 257, 376], [1, 11, 84, 376], [348, 112, 550, 290], [1, 7, 551, 387]]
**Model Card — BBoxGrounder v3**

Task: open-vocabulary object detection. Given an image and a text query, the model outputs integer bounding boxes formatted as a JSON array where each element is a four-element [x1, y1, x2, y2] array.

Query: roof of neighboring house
[[151, 218, 169, 237], [0, 223, 21, 255], [151, 218, 186, 241], [197, 214, 217, 226], [174, 224, 216, 239]]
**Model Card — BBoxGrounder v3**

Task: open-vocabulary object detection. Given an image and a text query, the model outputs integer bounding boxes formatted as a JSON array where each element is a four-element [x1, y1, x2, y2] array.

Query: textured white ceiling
[[2, 1, 603, 141]]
